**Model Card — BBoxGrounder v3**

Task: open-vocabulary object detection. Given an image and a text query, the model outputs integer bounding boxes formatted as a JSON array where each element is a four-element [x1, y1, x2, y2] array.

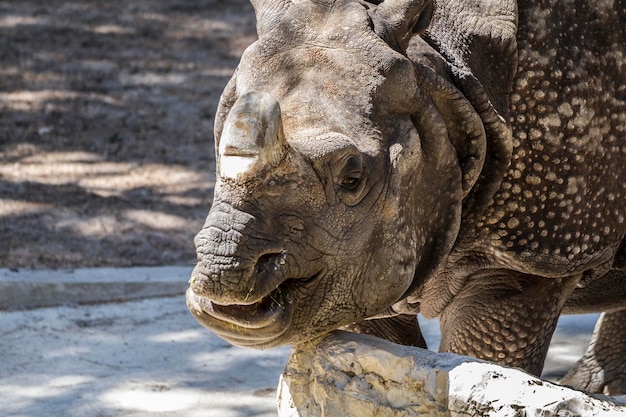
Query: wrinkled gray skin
[[186, 0, 626, 394]]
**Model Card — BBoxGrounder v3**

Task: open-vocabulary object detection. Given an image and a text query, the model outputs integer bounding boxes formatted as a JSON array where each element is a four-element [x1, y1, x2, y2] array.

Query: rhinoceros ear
[[250, 0, 290, 36], [416, 0, 517, 218], [370, 0, 433, 52], [412, 60, 487, 201]]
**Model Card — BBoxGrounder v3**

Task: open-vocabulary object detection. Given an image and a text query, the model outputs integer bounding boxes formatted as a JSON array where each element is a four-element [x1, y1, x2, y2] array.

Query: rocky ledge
[[277, 331, 626, 417]]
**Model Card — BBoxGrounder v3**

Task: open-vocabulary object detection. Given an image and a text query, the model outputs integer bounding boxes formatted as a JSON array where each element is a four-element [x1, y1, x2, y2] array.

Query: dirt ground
[[0, 0, 257, 269]]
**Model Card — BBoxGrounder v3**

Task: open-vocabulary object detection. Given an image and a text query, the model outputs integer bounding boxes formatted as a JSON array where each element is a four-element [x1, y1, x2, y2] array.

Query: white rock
[[277, 331, 626, 417]]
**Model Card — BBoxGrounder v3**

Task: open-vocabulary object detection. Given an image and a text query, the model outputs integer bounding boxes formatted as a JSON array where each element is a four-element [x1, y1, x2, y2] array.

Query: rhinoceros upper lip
[[189, 286, 289, 329]]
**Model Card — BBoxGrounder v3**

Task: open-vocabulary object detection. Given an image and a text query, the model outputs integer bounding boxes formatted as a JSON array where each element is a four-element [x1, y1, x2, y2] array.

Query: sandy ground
[[1, 295, 289, 417], [0, 276, 601, 417]]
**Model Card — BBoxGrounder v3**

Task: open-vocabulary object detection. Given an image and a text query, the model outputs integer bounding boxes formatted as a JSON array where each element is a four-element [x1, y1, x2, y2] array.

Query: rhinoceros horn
[[371, 0, 433, 51], [218, 91, 288, 180]]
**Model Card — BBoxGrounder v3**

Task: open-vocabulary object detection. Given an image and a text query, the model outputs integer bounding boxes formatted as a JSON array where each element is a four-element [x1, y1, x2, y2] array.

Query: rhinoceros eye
[[338, 156, 363, 192], [341, 175, 361, 191], [311, 134, 368, 206]]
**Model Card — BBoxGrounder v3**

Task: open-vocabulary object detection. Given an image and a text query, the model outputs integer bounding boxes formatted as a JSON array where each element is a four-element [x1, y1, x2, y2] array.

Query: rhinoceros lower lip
[[186, 273, 321, 341]]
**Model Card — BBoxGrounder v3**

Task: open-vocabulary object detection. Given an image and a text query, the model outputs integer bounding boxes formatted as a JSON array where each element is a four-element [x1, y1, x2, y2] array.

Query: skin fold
[[186, 0, 626, 395]]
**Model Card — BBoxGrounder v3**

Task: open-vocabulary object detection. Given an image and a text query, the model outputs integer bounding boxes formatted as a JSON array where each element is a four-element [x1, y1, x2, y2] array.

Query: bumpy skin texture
[[186, 0, 626, 394], [560, 310, 626, 394]]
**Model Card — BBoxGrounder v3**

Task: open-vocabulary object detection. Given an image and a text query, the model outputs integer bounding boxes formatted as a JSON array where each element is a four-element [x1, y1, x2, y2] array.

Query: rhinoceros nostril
[[254, 252, 285, 276]]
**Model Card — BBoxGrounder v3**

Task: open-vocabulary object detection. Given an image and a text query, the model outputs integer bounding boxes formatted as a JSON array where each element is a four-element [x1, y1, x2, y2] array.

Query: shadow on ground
[[0, 0, 256, 268]]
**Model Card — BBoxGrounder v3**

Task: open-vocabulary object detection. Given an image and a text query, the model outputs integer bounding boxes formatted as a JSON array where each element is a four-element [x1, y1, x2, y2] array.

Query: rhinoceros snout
[[190, 202, 290, 304], [190, 253, 286, 305]]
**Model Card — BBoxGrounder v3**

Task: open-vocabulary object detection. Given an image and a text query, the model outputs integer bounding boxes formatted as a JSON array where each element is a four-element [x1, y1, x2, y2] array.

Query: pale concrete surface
[[0, 267, 190, 310], [0, 267, 604, 416]]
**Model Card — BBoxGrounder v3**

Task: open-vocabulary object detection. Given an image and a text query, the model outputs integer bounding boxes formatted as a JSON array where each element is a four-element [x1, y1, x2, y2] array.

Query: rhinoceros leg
[[560, 310, 626, 395], [563, 269, 626, 315], [342, 314, 427, 348], [437, 272, 580, 376]]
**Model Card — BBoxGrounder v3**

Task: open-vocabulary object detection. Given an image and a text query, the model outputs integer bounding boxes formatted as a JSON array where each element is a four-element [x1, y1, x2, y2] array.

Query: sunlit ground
[[0, 294, 599, 417], [0, 296, 290, 417]]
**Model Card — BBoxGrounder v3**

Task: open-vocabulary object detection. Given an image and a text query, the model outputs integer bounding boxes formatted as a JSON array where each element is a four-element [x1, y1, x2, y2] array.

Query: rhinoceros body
[[187, 0, 626, 394]]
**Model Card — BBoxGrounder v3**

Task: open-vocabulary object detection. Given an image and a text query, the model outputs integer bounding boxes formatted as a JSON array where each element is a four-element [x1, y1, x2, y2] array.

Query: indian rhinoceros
[[186, 0, 626, 394]]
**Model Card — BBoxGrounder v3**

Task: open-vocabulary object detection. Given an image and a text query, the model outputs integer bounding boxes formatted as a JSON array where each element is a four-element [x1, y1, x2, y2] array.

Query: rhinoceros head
[[186, 0, 490, 348]]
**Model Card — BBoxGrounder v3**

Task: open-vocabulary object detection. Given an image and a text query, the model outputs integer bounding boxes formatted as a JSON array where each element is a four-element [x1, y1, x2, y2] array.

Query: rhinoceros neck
[[415, 0, 626, 318]]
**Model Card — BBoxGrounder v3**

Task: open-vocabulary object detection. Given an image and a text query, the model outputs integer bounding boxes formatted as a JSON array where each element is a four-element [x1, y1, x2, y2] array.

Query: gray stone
[[278, 331, 626, 417]]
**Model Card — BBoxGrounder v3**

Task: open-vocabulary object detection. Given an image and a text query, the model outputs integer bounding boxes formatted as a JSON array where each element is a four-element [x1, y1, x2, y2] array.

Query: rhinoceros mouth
[[188, 285, 290, 329], [186, 273, 322, 346]]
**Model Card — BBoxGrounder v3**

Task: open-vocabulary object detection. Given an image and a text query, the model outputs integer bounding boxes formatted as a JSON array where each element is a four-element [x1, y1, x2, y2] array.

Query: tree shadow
[[0, 178, 212, 267], [0, 0, 257, 269]]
